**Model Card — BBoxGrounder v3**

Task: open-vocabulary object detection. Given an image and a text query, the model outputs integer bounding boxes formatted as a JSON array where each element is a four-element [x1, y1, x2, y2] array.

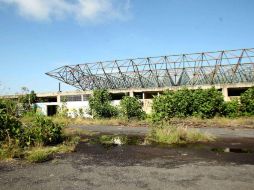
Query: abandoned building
[[3, 48, 254, 116]]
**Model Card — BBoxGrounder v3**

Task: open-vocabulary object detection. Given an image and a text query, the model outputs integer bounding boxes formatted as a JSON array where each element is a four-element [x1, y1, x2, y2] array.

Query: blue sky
[[0, 0, 253, 94]]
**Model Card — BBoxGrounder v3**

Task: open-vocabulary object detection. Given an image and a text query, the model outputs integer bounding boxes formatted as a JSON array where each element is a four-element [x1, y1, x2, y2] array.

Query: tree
[[119, 96, 145, 119], [89, 89, 118, 118], [240, 87, 254, 115], [18, 88, 37, 113]]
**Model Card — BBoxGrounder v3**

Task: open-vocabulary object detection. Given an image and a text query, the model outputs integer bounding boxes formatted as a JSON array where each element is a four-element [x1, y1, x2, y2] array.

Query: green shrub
[[192, 88, 224, 118], [0, 140, 24, 160], [151, 91, 175, 121], [21, 115, 63, 146], [57, 98, 69, 117], [0, 109, 22, 141], [0, 99, 19, 116], [240, 87, 254, 115], [223, 99, 241, 118], [89, 89, 118, 118], [151, 87, 224, 120], [119, 96, 145, 119], [18, 90, 37, 113], [170, 88, 193, 117]]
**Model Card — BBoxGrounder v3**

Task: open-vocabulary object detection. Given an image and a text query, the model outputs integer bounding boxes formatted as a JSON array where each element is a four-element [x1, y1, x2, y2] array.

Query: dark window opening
[[83, 94, 91, 101], [134, 92, 143, 99], [37, 96, 57, 103], [110, 93, 126, 100], [144, 92, 158, 99], [47, 105, 58, 116], [228, 88, 248, 96], [61, 95, 82, 102]]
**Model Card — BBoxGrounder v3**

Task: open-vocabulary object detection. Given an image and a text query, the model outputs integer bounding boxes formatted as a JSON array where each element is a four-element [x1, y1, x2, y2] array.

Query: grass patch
[[63, 127, 97, 137], [0, 141, 24, 160], [169, 116, 254, 129], [0, 136, 80, 163], [25, 136, 80, 163], [147, 125, 215, 145], [25, 147, 53, 163], [50, 116, 149, 128]]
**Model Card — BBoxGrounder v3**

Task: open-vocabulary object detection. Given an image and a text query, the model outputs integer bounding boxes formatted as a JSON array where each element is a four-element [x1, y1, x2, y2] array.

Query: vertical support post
[[57, 94, 61, 103], [222, 87, 230, 101], [142, 92, 145, 100], [58, 82, 61, 92], [129, 91, 134, 97]]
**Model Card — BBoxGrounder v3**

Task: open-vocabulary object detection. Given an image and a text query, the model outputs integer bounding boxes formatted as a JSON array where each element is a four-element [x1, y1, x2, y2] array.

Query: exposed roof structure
[[46, 48, 254, 90]]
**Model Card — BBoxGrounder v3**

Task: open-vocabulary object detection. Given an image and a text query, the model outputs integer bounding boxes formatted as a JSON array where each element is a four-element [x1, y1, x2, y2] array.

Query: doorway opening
[[47, 105, 58, 116]]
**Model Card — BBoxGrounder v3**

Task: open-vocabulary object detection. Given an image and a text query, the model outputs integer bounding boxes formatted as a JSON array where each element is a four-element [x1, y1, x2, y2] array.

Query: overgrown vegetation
[[0, 95, 79, 162], [223, 98, 241, 118], [169, 116, 254, 129], [240, 87, 254, 115], [147, 124, 214, 144], [25, 136, 80, 163], [20, 114, 63, 146], [89, 89, 118, 118], [151, 87, 254, 121], [2, 86, 254, 162], [88, 89, 146, 119], [119, 96, 145, 119]]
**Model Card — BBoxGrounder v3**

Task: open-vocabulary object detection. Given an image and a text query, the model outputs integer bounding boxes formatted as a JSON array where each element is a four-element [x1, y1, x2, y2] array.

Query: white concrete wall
[[111, 100, 121, 106], [65, 101, 91, 118], [36, 100, 123, 118], [36, 101, 92, 118], [36, 102, 59, 115]]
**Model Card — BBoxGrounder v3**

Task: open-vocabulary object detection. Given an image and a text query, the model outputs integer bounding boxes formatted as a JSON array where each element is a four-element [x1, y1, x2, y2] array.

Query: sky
[[0, 0, 253, 95]]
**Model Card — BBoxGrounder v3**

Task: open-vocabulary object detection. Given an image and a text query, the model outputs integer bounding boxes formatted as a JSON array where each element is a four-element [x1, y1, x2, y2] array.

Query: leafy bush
[[151, 87, 224, 120], [0, 99, 19, 116], [171, 88, 194, 117], [89, 89, 118, 118], [240, 87, 254, 115], [0, 109, 22, 141], [119, 96, 145, 119], [192, 88, 224, 118], [18, 90, 37, 113], [223, 99, 241, 118], [21, 115, 64, 146], [57, 98, 69, 117], [151, 91, 175, 121]]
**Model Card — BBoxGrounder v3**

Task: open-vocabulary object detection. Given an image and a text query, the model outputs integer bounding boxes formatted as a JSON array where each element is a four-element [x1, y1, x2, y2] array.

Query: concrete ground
[[1, 125, 254, 190]]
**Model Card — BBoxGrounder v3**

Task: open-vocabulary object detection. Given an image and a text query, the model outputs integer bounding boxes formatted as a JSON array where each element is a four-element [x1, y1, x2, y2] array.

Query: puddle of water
[[87, 135, 145, 149], [211, 147, 253, 153], [83, 134, 254, 155]]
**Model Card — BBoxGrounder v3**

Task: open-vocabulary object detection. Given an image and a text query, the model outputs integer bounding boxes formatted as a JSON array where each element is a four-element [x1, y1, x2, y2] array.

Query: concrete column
[[129, 91, 134, 97], [57, 95, 61, 103], [142, 92, 145, 100], [222, 87, 230, 101]]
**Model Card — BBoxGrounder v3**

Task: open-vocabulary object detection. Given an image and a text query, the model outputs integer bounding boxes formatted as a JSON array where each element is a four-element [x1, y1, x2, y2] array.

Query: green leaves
[[20, 114, 63, 146], [0, 109, 22, 141], [240, 87, 254, 115], [89, 89, 118, 118], [151, 87, 225, 121], [119, 96, 145, 119]]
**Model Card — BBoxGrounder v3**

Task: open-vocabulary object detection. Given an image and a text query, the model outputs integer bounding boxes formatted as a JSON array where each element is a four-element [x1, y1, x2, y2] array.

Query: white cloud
[[0, 0, 131, 22]]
